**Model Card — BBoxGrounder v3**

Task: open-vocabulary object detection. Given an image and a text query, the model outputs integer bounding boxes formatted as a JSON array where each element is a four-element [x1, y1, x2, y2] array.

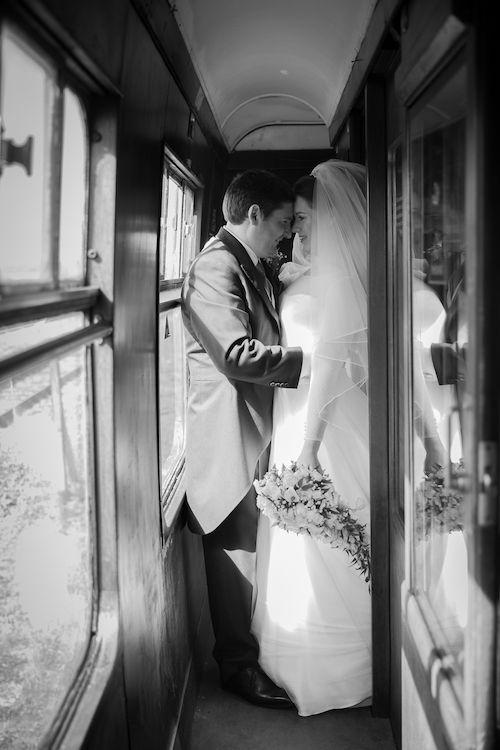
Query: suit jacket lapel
[[217, 228, 279, 326]]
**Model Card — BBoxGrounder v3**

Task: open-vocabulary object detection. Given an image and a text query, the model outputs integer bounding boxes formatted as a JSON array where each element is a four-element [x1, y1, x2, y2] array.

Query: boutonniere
[[263, 250, 286, 276]]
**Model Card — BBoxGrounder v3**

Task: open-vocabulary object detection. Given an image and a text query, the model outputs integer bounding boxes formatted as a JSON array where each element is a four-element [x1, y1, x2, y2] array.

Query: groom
[[181, 170, 306, 708]]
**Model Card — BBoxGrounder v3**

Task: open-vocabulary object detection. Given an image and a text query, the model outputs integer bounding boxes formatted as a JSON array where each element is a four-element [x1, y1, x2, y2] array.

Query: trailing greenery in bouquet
[[254, 461, 371, 586], [415, 460, 465, 540]]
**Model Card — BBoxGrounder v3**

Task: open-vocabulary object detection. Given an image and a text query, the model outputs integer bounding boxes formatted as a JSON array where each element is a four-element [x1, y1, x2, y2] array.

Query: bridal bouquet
[[254, 461, 371, 585], [415, 460, 465, 540]]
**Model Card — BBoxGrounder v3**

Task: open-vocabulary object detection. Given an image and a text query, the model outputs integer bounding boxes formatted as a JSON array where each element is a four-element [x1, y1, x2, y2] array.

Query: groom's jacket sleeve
[[181, 246, 302, 387]]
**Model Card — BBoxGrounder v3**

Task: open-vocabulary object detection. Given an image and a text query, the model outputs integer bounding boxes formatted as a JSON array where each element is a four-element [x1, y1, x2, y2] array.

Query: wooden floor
[[189, 658, 397, 750]]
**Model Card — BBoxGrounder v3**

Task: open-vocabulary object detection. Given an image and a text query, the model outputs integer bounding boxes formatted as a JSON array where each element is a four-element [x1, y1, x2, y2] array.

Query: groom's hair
[[223, 169, 294, 224]]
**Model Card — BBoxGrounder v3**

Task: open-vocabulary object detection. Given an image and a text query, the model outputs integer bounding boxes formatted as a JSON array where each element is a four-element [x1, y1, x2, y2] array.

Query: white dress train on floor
[[251, 274, 372, 716]]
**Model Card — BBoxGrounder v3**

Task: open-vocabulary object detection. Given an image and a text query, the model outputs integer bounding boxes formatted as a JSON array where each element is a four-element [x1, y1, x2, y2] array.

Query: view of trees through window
[[0, 23, 95, 748]]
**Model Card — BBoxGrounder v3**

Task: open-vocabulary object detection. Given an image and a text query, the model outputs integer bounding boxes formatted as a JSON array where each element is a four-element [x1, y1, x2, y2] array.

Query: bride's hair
[[293, 174, 315, 205]]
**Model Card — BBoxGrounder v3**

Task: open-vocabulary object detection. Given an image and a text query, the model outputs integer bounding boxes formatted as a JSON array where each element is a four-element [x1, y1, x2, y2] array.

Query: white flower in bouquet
[[254, 461, 371, 586]]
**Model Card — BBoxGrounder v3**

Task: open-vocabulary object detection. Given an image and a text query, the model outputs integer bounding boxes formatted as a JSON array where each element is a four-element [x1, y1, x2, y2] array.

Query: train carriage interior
[[0, 1, 498, 749]]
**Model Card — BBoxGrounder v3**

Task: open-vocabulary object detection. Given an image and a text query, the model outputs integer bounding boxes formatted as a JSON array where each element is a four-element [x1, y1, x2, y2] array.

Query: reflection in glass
[[0, 349, 93, 747], [158, 306, 186, 495], [409, 62, 468, 672]]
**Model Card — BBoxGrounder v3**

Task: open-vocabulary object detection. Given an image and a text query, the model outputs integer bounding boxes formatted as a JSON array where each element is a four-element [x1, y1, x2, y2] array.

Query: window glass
[[0, 347, 93, 747], [0, 25, 87, 293], [409, 62, 468, 672], [181, 186, 196, 275], [158, 305, 186, 497], [159, 168, 196, 281], [58, 88, 88, 283], [0, 26, 56, 289]]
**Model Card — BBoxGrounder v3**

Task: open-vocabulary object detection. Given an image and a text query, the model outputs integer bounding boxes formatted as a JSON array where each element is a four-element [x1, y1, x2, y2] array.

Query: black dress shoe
[[222, 666, 295, 709]]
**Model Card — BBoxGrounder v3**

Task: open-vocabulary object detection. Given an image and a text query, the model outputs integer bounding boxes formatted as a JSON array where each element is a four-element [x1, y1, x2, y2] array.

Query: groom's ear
[[248, 204, 262, 224]]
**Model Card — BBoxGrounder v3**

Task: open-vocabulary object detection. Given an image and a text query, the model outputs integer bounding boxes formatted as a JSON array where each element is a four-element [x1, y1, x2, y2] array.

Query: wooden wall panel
[[20, 0, 128, 89], [111, 8, 214, 747], [16, 2, 225, 747], [161, 520, 211, 749], [130, 0, 227, 161], [82, 661, 129, 750]]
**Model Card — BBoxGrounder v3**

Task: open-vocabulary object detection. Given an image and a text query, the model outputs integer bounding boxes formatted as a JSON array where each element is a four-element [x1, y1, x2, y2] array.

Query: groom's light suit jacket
[[181, 228, 303, 533]]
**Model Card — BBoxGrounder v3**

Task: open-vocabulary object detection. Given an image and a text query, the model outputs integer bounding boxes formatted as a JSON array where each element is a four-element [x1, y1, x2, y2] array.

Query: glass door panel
[[409, 59, 468, 676]]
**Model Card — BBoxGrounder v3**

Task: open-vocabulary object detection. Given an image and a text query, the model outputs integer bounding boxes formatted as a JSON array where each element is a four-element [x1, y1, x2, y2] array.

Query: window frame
[[0, 20, 93, 296], [0, 7, 119, 748], [397, 31, 475, 750], [157, 147, 203, 535], [158, 146, 203, 289]]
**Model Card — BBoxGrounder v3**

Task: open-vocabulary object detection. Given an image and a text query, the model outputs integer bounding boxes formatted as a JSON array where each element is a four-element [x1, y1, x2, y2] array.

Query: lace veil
[[306, 160, 368, 436]]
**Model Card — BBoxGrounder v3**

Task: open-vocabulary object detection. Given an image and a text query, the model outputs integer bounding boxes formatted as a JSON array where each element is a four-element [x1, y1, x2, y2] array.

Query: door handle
[[0, 116, 33, 177]]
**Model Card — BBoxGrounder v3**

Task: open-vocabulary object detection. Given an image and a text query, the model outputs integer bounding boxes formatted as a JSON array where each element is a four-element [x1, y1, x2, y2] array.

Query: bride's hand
[[423, 435, 447, 474], [296, 440, 322, 471]]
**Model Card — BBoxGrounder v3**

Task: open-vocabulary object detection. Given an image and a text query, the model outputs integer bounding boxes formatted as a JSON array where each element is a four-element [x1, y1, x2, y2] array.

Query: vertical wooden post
[[365, 74, 391, 717]]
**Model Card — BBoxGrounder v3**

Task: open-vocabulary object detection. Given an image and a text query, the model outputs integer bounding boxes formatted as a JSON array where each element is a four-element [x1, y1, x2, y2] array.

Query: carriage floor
[[189, 658, 397, 750]]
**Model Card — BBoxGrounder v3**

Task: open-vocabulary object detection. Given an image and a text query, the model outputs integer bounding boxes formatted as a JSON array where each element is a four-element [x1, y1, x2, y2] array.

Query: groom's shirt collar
[[223, 225, 258, 266]]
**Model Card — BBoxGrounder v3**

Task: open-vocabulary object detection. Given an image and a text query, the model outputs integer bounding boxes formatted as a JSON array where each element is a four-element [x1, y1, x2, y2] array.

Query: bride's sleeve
[[303, 340, 356, 442], [304, 269, 368, 443]]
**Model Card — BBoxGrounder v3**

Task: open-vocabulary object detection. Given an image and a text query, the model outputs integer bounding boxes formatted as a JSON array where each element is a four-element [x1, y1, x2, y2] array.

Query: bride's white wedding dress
[[251, 273, 372, 716]]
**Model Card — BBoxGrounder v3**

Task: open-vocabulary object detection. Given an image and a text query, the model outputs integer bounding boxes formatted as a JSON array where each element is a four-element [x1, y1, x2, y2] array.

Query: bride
[[251, 160, 372, 716]]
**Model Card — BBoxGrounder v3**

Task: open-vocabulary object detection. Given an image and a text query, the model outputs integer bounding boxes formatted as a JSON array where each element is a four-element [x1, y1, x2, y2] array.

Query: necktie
[[256, 261, 275, 306]]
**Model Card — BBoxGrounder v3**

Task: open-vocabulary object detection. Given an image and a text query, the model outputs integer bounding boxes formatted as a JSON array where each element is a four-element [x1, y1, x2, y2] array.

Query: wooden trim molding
[[365, 74, 391, 717], [0, 287, 100, 325]]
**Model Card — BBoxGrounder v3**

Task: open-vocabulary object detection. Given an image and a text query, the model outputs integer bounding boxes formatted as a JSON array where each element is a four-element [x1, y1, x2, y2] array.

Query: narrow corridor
[[189, 659, 396, 749]]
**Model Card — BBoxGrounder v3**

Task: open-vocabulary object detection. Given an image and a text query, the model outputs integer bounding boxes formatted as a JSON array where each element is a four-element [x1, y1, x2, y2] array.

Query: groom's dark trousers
[[201, 484, 260, 682], [181, 228, 302, 683]]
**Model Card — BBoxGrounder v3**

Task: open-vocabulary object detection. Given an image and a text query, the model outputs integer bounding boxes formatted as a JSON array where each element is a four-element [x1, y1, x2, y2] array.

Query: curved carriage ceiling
[[171, 0, 378, 151]]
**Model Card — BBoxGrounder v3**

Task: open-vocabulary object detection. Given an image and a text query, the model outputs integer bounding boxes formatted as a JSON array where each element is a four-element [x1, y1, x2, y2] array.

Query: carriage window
[[0, 22, 101, 748], [409, 60, 467, 674], [159, 167, 197, 281], [158, 304, 186, 511], [0, 313, 84, 359], [0, 25, 88, 293], [158, 152, 201, 523], [0, 340, 94, 747]]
